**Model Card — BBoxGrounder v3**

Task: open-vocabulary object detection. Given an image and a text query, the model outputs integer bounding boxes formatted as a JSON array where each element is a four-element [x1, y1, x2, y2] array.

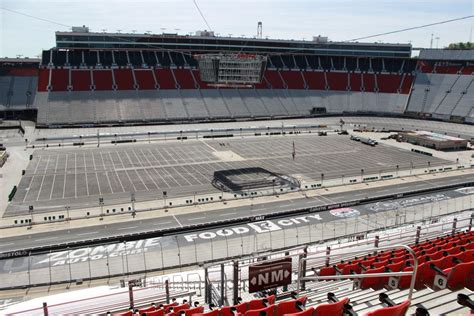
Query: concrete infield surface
[[7, 134, 447, 215]]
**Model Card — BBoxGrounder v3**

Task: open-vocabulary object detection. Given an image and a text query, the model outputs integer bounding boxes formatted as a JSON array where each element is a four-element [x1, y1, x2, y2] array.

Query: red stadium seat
[[386, 261, 404, 272], [276, 297, 307, 316], [360, 266, 386, 289], [319, 266, 336, 277], [247, 299, 266, 311], [192, 310, 218, 316], [445, 261, 474, 290], [283, 307, 314, 316], [235, 302, 249, 314], [313, 297, 349, 316], [364, 300, 410, 316], [115, 311, 133, 316], [426, 250, 444, 261], [372, 260, 391, 269], [219, 306, 234, 316], [140, 306, 157, 313], [173, 303, 190, 313], [444, 245, 463, 256], [398, 266, 414, 289], [184, 306, 204, 316], [244, 305, 275, 316], [342, 263, 362, 275], [148, 310, 166, 316], [267, 295, 276, 305], [460, 249, 474, 263], [163, 301, 178, 312]]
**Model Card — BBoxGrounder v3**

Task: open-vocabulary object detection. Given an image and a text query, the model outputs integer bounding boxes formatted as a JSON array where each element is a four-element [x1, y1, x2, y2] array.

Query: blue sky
[[1, 0, 473, 58]]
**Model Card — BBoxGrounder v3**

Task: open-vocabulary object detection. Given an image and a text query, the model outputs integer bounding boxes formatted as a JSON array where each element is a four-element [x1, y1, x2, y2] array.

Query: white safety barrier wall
[[0, 194, 472, 289]]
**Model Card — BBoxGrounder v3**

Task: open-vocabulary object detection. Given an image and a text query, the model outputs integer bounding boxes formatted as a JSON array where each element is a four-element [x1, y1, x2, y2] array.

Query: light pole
[[99, 197, 104, 218], [28, 205, 34, 228], [65, 206, 70, 221], [131, 192, 136, 218], [163, 191, 167, 209]]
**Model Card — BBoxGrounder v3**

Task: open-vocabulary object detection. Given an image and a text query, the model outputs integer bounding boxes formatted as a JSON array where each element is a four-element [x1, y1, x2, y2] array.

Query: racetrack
[[1, 185, 472, 290], [8, 134, 448, 215]]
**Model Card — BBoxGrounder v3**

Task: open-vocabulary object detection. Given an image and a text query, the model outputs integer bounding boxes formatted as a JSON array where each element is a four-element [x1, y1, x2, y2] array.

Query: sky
[[0, 0, 473, 58]]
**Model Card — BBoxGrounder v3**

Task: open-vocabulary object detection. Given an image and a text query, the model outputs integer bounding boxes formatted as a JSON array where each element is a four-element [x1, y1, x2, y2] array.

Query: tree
[[447, 42, 473, 49]]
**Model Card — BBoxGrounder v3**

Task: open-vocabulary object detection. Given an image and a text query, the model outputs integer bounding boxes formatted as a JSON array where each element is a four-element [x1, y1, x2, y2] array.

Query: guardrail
[[297, 244, 419, 300], [2, 178, 472, 257], [8, 285, 195, 315]]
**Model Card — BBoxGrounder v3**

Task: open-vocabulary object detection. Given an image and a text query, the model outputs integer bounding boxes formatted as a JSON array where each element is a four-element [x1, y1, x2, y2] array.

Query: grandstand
[[3, 212, 473, 315], [0, 29, 472, 126]]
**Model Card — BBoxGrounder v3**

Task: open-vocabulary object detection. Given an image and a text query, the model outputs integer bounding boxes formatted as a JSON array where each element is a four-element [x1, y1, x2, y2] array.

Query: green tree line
[[446, 42, 473, 49]]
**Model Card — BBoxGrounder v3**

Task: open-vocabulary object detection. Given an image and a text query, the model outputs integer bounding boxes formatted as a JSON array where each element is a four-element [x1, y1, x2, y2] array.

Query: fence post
[[128, 282, 134, 310], [301, 247, 308, 291], [325, 246, 331, 267], [283, 252, 289, 292], [452, 218, 458, 236], [204, 267, 209, 305], [220, 263, 225, 306], [165, 279, 170, 304], [233, 261, 239, 305], [42, 302, 48, 316], [374, 235, 380, 254], [415, 226, 421, 245]]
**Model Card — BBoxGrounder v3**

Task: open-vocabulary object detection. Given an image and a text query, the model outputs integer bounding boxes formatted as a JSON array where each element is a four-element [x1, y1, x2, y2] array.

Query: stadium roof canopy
[[418, 49, 474, 61]]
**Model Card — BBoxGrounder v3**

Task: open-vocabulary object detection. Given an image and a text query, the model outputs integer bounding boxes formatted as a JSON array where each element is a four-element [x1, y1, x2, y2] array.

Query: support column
[[233, 261, 239, 305], [128, 283, 134, 310], [301, 247, 308, 291], [325, 246, 331, 267], [415, 226, 421, 245], [283, 252, 290, 292], [204, 267, 210, 305], [374, 235, 380, 255], [220, 264, 225, 306], [165, 279, 170, 304], [452, 218, 458, 236]]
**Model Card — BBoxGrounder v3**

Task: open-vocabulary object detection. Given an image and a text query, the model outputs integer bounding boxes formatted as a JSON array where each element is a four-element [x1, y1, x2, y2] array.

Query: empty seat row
[[314, 231, 474, 291]]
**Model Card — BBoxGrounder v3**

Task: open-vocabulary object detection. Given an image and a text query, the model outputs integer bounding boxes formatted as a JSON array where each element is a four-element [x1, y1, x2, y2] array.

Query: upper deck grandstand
[[0, 2, 473, 315]]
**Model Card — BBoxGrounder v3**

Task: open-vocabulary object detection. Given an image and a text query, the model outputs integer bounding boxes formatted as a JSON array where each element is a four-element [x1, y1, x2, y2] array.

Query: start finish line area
[[0, 185, 472, 290]]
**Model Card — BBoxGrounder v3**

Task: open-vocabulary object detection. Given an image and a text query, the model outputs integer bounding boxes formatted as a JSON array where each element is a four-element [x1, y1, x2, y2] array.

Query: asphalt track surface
[[1, 172, 473, 254], [8, 134, 447, 214]]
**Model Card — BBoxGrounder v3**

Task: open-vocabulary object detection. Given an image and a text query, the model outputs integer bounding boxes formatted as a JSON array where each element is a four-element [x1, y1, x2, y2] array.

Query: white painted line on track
[[172, 215, 183, 228], [117, 226, 136, 230], [76, 231, 98, 236], [36, 237, 56, 242], [187, 216, 206, 221], [219, 212, 236, 216]]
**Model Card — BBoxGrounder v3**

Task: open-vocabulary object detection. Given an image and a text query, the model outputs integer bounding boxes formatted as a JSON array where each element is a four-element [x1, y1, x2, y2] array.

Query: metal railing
[[297, 244, 419, 301]]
